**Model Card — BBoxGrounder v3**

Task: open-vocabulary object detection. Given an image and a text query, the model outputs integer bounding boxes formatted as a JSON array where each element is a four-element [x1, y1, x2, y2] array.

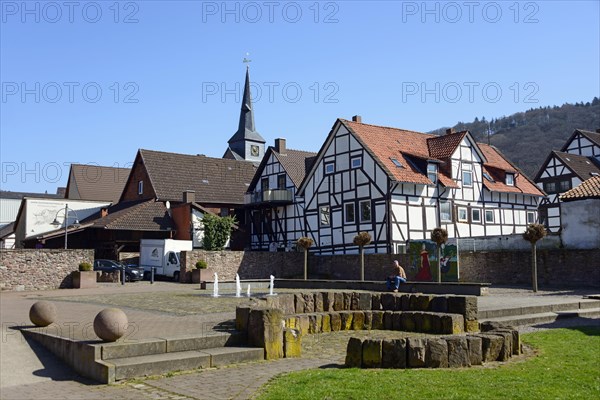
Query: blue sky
[[1, 0, 599, 193]]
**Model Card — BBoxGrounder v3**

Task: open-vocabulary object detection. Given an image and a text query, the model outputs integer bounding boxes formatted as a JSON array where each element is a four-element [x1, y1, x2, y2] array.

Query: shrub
[[195, 260, 208, 269], [78, 262, 92, 272], [202, 214, 237, 250]]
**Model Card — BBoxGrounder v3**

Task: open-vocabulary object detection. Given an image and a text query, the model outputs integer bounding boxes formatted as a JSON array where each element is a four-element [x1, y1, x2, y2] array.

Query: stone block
[[314, 292, 324, 312], [425, 338, 448, 368], [321, 313, 331, 333], [303, 293, 315, 313], [381, 293, 396, 311], [351, 292, 360, 310], [430, 296, 448, 313], [345, 337, 362, 367], [294, 294, 305, 314], [330, 312, 342, 331], [362, 339, 383, 368], [297, 315, 310, 336], [382, 339, 407, 368], [333, 292, 345, 311], [371, 293, 382, 310], [322, 292, 335, 311], [363, 311, 373, 330], [480, 321, 509, 332], [491, 331, 513, 361], [419, 313, 433, 333], [407, 338, 426, 368], [494, 328, 521, 355], [448, 296, 478, 320], [102, 338, 166, 360], [283, 328, 302, 358], [477, 334, 503, 362], [285, 316, 297, 330], [441, 314, 464, 334], [275, 294, 295, 315], [392, 312, 403, 331], [352, 311, 365, 330], [447, 336, 470, 368], [383, 311, 394, 330], [465, 319, 479, 333], [394, 294, 404, 311], [308, 314, 322, 334], [235, 306, 251, 332], [400, 312, 416, 332], [247, 308, 284, 360], [400, 294, 411, 311], [371, 311, 384, 330], [358, 293, 372, 310], [204, 347, 264, 367], [340, 311, 353, 330], [414, 295, 433, 311], [466, 336, 483, 365], [343, 292, 352, 310]]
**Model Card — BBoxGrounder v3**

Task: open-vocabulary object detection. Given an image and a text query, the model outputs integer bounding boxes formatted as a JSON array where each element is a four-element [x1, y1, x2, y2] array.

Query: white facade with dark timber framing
[[534, 129, 600, 233], [245, 139, 316, 250], [298, 117, 545, 255]]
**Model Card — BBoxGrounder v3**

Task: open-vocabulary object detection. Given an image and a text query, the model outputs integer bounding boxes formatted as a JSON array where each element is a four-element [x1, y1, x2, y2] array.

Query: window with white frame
[[138, 180, 143, 195], [440, 201, 452, 222], [427, 163, 438, 184], [527, 211, 535, 224], [472, 208, 481, 223], [359, 200, 371, 222], [458, 207, 468, 222], [345, 203, 355, 223], [506, 173, 515, 186], [325, 163, 335, 174], [351, 157, 362, 169], [485, 209, 494, 223], [462, 164, 473, 187], [320, 206, 330, 226]]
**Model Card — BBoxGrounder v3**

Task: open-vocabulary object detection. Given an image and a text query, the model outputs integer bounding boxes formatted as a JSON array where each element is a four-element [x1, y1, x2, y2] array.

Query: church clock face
[[250, 145, 260, 157]]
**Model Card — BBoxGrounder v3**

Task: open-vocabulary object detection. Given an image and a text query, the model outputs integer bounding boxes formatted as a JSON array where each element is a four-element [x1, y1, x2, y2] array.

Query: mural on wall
[[408, 239, 459, 282]]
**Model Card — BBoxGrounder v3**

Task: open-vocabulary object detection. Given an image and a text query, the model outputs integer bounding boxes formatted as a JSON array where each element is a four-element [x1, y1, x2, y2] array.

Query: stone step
[[101, 332, 244, 360], [107, 347, 264, 381], [478, 299, 600, 319], [481, 308, 600, 327]]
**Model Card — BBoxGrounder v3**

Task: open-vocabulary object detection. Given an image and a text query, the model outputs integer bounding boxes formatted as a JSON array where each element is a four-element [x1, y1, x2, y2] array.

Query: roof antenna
[[243, 52, 252, 68]]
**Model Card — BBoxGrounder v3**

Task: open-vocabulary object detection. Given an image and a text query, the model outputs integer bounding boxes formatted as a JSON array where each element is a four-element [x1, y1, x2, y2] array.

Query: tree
[[201, 214, 236, 250], [522, 223, 547, 292], [430, 228, 448, 283], [297, 237, 314, 280], [353, 232, 372, 281]]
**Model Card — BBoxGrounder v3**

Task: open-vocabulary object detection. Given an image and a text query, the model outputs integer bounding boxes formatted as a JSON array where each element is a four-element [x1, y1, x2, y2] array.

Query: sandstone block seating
[[235, 291, 480, 360]]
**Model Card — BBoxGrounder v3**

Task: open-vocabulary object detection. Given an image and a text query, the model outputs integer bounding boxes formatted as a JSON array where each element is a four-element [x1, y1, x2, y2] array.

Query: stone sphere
[[29, 301, 57, 327], [93, 308, 128, 342]]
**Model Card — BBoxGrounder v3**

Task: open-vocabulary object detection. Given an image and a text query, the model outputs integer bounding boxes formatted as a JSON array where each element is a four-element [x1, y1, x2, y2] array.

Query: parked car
[[93, 259, 144, 282]]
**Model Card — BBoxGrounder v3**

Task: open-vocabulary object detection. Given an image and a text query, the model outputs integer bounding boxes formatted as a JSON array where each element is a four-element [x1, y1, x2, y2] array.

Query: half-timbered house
[[298, 116, 544, 255], [245, 138, 316, 250], [534, 129, 600, 232]]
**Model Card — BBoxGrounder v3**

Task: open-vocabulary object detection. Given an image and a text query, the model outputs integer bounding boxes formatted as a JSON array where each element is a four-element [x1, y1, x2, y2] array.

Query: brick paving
[[2, 283, 599, 400]]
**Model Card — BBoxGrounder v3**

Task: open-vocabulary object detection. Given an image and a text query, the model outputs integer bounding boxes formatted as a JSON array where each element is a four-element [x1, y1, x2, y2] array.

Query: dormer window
[[427, 163, 438, 184], [506, 173, 515, 186]]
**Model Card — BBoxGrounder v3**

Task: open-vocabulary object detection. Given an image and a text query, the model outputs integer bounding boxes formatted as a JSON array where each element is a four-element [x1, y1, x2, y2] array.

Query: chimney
[[352, 115, 362, 123], [275, 138, 286, 154], [101, 207, 109, 218], [446, 128, 455, 135], [183, 190, 195, 204]]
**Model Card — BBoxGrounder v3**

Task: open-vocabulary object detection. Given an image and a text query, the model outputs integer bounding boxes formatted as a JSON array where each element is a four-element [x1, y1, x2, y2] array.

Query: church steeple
[[223, 65, 266, 162]]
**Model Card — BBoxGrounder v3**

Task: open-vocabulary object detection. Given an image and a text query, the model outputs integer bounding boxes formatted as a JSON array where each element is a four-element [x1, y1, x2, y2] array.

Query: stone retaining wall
[[0, 249, 95, 291], [460, 248, 600, 288], [345, 323, 521, 369]]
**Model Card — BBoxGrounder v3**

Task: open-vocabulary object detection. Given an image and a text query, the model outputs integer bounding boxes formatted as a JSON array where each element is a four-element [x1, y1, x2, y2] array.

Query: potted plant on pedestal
[[192, 260, 211, 284], [72, 262, 97, 289]]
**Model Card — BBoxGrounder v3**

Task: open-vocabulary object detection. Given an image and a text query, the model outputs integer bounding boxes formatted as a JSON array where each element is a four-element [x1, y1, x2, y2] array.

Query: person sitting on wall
[[386, 260, 407, 292]]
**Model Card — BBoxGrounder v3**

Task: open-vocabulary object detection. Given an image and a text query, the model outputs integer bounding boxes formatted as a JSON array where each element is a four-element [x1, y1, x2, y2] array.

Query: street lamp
[[51, 204, 80, 249]]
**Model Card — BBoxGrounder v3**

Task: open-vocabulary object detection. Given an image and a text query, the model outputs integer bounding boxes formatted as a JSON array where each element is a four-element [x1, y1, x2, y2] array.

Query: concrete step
[[481, 308, 600, 327], [108, 347, 264, 381], [478, 299, 600, 319]]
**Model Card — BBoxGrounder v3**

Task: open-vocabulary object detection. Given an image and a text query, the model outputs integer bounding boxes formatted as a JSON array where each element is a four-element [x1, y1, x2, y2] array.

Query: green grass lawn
[[256, 327, 600, 400]]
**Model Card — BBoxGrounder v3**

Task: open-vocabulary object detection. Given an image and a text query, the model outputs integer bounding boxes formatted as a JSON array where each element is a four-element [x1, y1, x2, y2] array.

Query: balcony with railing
[[245, 189, 294, 205]]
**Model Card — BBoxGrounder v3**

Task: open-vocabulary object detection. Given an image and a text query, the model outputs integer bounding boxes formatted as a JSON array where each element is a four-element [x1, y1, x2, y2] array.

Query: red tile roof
[[560, 176, 600, 201], [341, 119, 543, 196]]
